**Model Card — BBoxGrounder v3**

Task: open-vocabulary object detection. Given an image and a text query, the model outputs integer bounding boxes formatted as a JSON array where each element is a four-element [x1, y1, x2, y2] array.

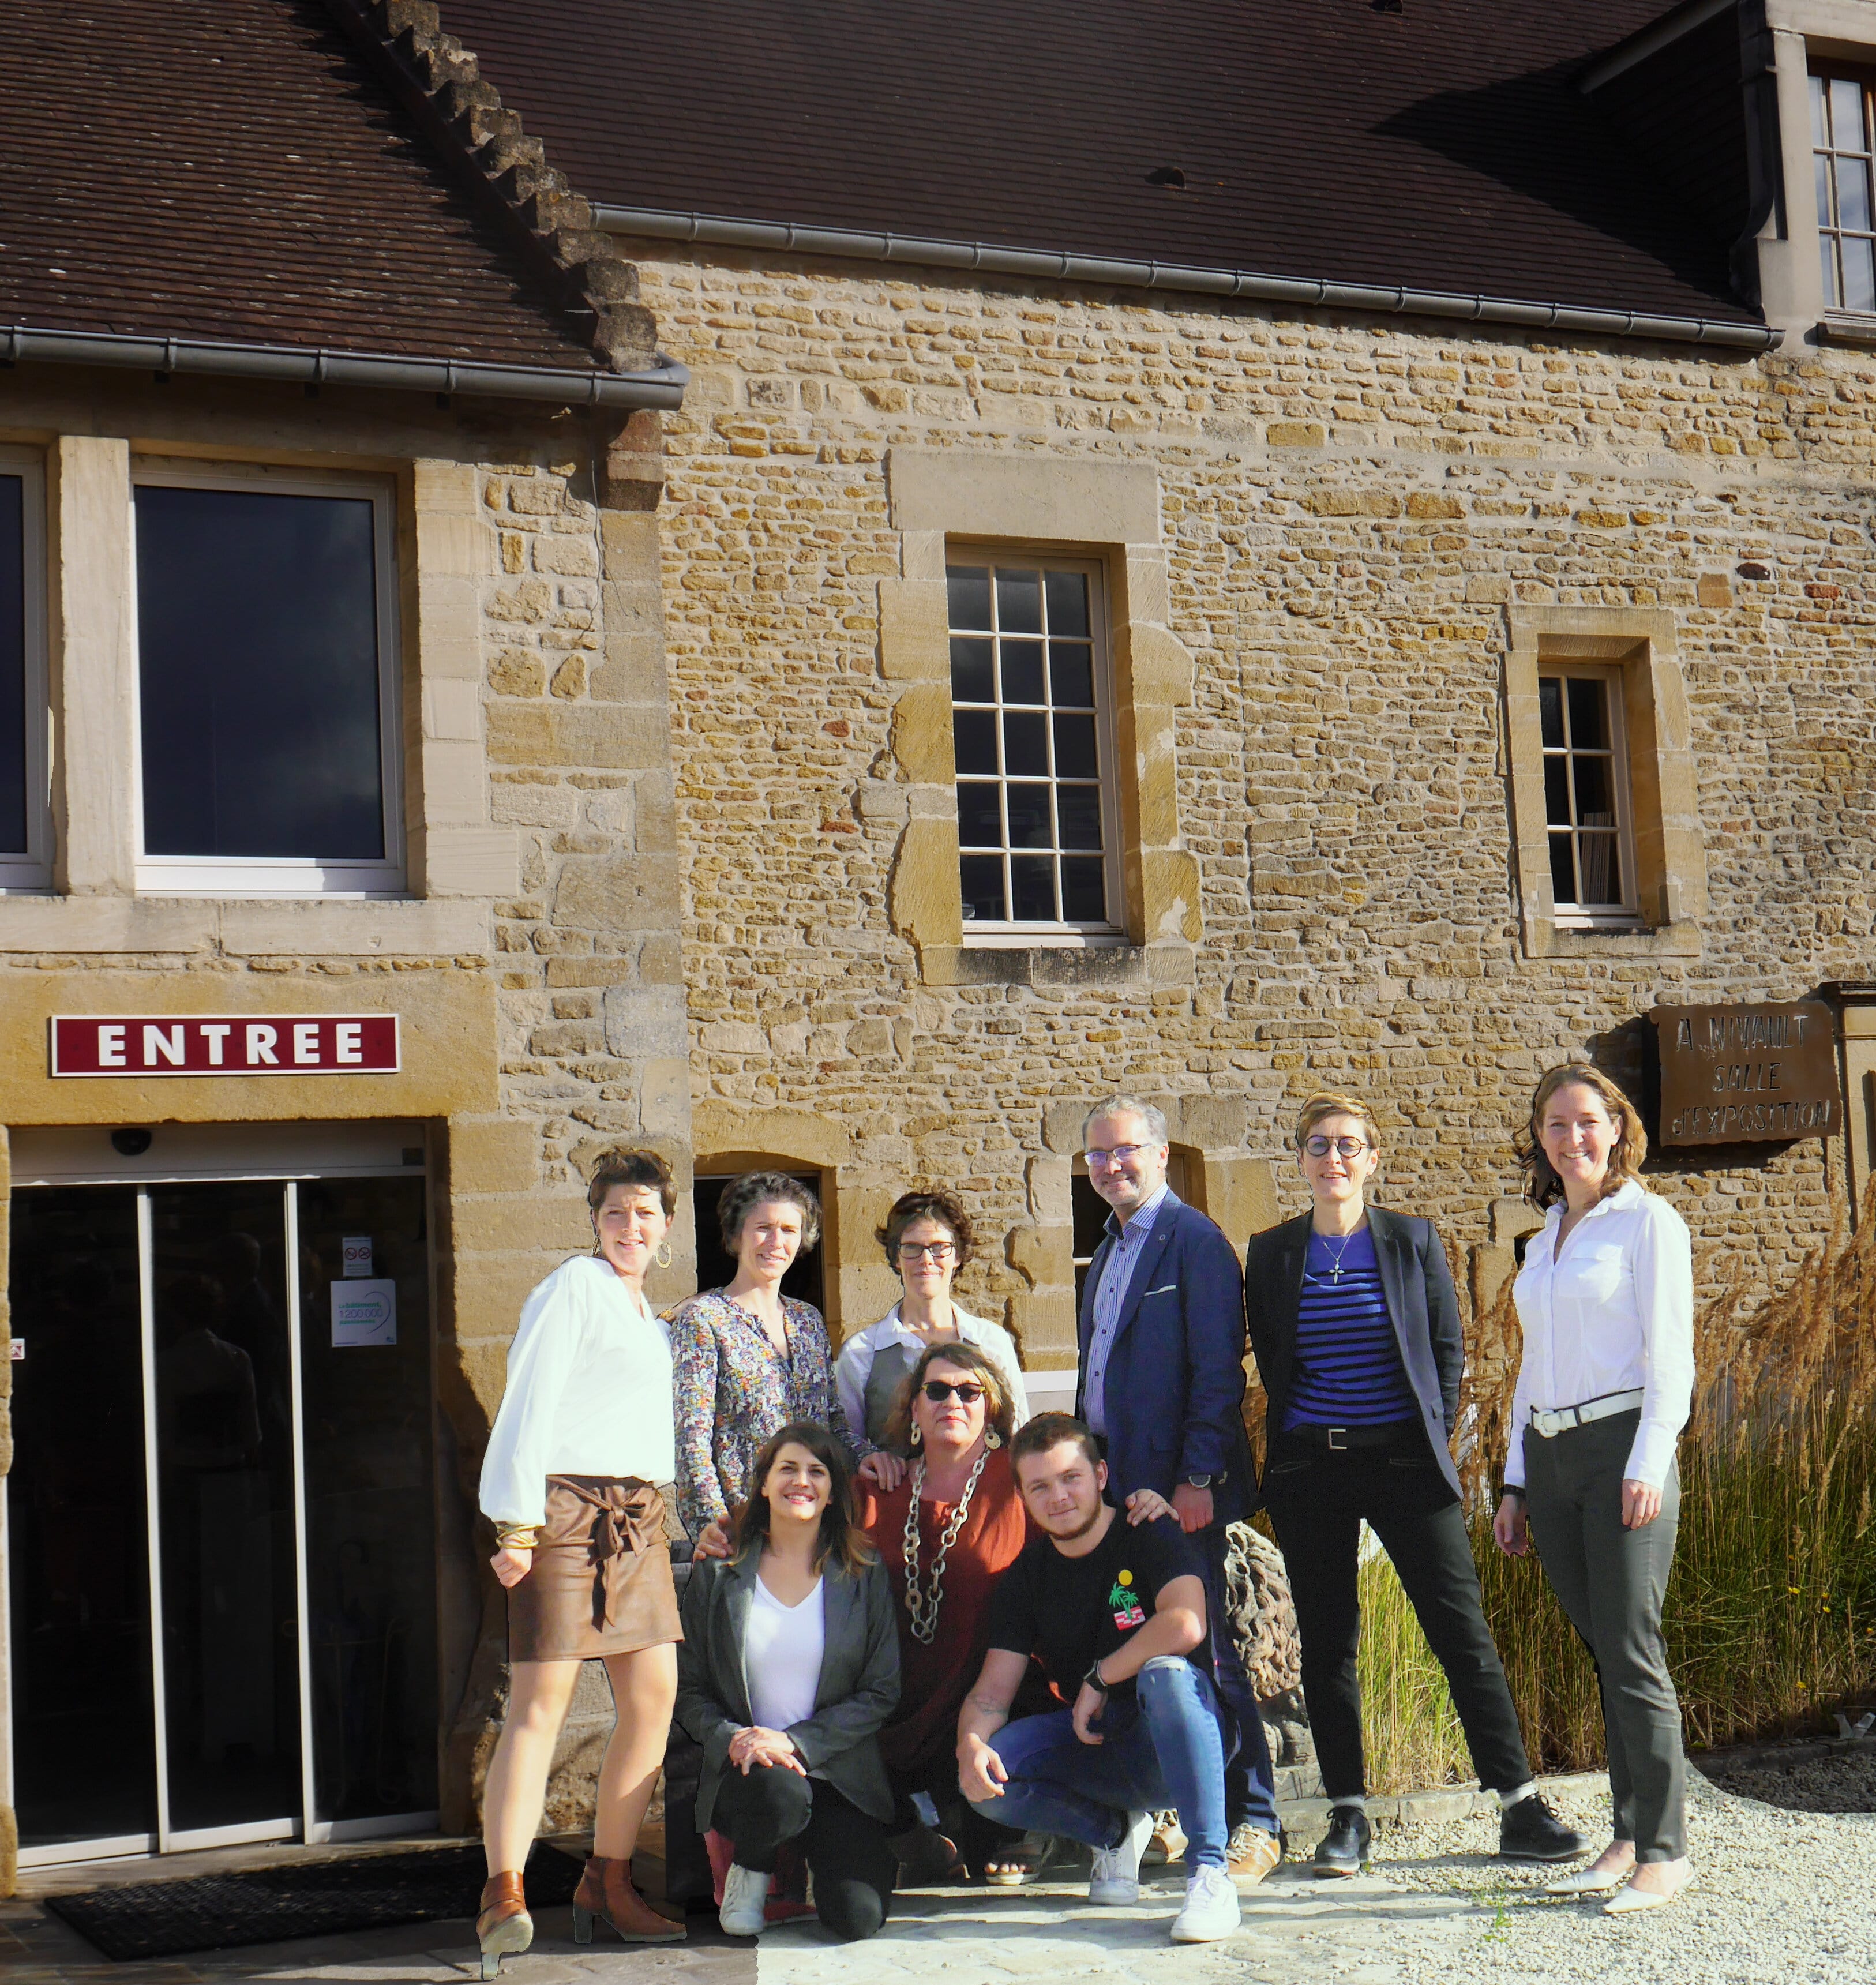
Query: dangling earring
[[985, 1427, 1003, 1450], [909, 1425, 923, 1449], [655, 1242, 673, 1269]]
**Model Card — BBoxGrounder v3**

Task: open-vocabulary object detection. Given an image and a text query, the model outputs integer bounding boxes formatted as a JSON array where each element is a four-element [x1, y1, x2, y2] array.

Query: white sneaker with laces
[[1089, 1809, 1155, 1905], [1171, 1864, 1243, 1943], [718, 1864, 770, 1937]]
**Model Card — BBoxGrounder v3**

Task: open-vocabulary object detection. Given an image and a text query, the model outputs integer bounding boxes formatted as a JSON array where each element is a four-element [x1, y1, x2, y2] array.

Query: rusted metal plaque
[[1651, 1000, 1837, 1145]]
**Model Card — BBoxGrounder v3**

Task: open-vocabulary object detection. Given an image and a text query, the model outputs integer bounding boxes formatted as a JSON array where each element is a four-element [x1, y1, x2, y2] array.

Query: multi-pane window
[[1540, 669, 1635, 921], [1813, 70, 1876, 313], [947, 556, 1118, 933], [0, 451, 48, 888], [132, 470, 402, 895]]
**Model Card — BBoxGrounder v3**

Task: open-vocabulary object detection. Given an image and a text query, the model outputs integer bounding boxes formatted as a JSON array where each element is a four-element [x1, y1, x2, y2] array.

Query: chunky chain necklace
[[901, 1446, 989, 1645]]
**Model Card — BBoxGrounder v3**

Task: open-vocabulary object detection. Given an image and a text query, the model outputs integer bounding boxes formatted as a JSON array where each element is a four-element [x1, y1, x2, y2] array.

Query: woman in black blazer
[[674, 1419, 900, 1942], [1245, 1092, 1583, 1877]]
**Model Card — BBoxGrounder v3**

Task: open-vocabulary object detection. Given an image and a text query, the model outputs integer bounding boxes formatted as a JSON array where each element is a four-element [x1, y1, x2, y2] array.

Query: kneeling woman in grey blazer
[[1245, 1091, 1583, 1876], [675, 1419, 901, 1942]]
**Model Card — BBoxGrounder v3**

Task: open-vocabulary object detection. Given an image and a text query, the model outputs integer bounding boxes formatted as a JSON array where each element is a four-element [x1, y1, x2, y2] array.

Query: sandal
[[980, 1832, 1059, 1888]]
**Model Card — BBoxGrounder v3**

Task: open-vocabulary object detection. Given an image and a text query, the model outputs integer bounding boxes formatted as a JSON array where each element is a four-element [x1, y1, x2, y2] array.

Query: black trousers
[[711, 1763, 896, 1942], [1262, 1434, 1530, 1802]]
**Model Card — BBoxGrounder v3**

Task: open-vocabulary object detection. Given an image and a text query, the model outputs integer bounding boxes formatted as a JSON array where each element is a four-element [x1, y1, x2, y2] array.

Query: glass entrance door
[[7, 1161, 437, 1862]]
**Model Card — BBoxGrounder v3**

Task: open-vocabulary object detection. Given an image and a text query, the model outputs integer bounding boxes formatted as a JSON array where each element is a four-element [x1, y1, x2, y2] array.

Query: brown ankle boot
[[571, 1853, 685, 1945], [475, 1872, 532, 1981]]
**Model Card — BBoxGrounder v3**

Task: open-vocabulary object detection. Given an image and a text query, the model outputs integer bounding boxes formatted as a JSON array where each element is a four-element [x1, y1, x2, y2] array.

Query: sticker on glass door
[[331, 1280, 396, 1346]]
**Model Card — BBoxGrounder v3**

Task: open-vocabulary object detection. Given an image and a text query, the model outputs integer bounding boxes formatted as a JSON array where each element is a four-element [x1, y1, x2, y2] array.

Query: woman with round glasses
[[835, 1190, 1029, 1490], [1244, 1091, 1584, 1878]]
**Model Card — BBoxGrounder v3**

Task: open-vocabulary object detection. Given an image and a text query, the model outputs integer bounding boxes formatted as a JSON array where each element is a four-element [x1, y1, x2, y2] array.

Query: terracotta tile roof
[[437, 0, 1761, 328], [1, 0, 602, 370]]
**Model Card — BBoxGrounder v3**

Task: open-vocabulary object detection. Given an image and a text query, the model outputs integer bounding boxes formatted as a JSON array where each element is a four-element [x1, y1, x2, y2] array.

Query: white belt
[[1528, 1389, 1645, 1439]]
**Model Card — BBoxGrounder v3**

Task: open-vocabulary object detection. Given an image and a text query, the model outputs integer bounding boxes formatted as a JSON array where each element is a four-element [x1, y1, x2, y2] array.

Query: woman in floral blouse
[[670, 1172, 855, 1540]]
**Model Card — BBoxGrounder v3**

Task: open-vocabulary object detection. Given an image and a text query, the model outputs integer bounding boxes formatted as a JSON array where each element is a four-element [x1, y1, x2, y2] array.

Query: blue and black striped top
[[1283, 1226, 1418, 1429]]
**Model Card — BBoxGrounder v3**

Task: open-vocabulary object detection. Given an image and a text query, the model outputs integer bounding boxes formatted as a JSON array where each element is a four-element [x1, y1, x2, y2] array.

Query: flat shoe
[[1545, 1863, 1631, 1896], [1604, 1871, 1695, 1915]]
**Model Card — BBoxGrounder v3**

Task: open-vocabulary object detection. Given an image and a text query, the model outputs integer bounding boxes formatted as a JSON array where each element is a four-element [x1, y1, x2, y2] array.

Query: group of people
[[468, 1061, 1696, 1972]]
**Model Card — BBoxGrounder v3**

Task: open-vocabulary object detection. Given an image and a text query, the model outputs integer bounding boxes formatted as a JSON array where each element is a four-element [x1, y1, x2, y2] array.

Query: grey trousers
[[1521, 1408, 1686, 1861]]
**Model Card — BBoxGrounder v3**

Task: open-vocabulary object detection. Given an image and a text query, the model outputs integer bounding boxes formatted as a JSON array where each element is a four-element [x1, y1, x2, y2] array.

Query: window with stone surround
[[1506, 607, 1706, 959], [946, 552, 1122, 943], [0, 448, 50, 890], [1539, 665, 1639, 928], [131, 463, 403, 897], [1813, 67, 1876, 316]]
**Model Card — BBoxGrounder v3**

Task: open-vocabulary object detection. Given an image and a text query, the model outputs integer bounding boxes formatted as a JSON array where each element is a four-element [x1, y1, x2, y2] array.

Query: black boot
[[1312, 1804, 1372, 1877], [1499, 1792, 1587, 1863]]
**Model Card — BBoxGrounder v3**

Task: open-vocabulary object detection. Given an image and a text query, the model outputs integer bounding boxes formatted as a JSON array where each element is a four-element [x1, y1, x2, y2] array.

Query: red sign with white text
[[50, 1015, 401, 1078]]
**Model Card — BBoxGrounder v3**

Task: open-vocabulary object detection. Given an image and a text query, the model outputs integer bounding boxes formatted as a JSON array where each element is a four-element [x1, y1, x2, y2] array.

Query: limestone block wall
[[621, 241, 1874, 1356]]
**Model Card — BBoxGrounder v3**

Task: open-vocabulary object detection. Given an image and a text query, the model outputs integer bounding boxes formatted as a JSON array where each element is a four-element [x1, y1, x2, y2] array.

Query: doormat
[[45, 1842, 587, 1962]]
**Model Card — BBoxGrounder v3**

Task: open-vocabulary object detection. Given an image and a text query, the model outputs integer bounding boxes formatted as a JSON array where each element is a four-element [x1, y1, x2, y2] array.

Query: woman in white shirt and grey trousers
[[1493, 1064, 1697, 1915], [475, 1150, 688, 1974]]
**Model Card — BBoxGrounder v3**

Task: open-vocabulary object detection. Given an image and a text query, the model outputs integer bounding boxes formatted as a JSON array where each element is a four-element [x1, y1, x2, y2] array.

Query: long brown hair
[[1517, 1062, 1649, 1209], [732, 1420, 875, 1576], [880, 1339, 1016, 1455]]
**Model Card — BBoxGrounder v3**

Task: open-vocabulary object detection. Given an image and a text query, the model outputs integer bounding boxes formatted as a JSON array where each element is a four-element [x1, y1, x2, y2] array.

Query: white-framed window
[[947, 552, 1122, 944], [1539, 666, 1638, 927], [130, 462, 404, 897], [0, 446, 52, 891], [1813, 68, 1876, 315]]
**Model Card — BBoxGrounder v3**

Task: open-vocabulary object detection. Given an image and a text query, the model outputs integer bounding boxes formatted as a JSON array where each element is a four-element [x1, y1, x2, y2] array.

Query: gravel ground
[[1698, 1744, 1876, 1814]]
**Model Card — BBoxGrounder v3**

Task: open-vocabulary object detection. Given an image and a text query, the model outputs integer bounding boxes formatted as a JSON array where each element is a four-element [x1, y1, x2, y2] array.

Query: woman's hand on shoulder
[[693, 1517, 733, 1561], [858, 1450, 906, 1492], [490, 1545, 534, 1588]]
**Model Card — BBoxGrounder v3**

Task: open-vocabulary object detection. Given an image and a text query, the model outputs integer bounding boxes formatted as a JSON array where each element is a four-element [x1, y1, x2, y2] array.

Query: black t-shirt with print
[[985, 1512, 1207, 1708]]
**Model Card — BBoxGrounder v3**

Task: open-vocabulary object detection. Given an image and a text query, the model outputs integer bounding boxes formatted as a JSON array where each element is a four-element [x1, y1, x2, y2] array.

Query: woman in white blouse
[[1492, 1065, 1696, 1915], [835, 1190, 1029, 1490], [475, 1150, 686, 1973]]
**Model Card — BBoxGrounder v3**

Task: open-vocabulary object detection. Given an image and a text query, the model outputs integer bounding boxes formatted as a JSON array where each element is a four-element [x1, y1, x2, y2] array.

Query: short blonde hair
[[1517, 1063, 1648, 1209], [1293, 1090, 1382, 1154]]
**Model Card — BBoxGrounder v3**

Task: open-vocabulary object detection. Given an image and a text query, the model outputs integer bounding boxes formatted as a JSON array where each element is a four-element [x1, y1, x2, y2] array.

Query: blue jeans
[[968, 1657, 1229, 1871]]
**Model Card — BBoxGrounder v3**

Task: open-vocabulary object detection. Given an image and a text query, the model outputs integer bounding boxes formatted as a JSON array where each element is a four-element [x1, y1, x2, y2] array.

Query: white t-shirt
[[478, 1255, 676, 1525], [745, 1575, 825, 1734]]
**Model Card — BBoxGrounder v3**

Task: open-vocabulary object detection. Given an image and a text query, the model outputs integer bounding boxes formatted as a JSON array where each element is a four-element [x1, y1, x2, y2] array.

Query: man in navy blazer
[[1075, 1097, 1280, 1878]]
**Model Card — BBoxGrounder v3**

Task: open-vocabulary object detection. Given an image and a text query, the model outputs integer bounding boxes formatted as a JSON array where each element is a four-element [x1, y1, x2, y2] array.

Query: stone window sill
[[950, 943, 1151, 987], [1818, 311, 1876, 347], [0, 894, 490, 956], [1522, 917, 1701, 960]]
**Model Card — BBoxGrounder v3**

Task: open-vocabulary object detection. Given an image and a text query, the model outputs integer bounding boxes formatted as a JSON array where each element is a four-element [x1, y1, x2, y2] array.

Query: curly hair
[[875, 1188, 975, 1271], [715, 1170, 822, 1254], [586, 1147, 677, 1219], [1516, 1063, 1649, 1210], [878, 1339, 1016, 1455]]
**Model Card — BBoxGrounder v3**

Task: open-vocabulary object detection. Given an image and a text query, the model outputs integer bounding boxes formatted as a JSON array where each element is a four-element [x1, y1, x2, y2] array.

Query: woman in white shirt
[[835, 1190, 1029, 1490], [1492, 1065, 1696, 1915], [675, 1420, 901, 1943], [475, 1150, 686, 1973]]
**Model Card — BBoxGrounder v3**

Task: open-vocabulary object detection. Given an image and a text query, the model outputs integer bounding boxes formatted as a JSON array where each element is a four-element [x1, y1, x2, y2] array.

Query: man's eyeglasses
[[921, 1380, 985, 1405], [897, 1240, 957, 1263], [1303, 1135, 1369, 1159], [1085, 1144, 1147, 1168]]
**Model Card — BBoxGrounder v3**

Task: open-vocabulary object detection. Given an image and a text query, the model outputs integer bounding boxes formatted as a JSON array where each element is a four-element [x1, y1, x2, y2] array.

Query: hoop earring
[[909, 1425, 923, 1449], [655, 1243, 673, 1269], [985, 1427, 1003, 1450]]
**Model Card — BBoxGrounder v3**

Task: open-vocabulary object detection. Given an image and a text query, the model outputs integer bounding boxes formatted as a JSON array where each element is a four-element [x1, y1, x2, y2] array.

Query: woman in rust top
[[853, 1341, 1031, 1882]]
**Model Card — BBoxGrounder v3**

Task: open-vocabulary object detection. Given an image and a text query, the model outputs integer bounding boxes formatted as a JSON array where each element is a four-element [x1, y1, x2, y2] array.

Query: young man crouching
[[956, 1413, 1243, 1943]]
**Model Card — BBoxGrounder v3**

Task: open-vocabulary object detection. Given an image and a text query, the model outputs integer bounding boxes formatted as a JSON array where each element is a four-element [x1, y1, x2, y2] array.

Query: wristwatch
[[1183, 1473, 1215, 1489]]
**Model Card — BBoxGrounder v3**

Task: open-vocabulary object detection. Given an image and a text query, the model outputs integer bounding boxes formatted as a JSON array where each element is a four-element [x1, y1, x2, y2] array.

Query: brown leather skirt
[[506, 1476, 682, 1663]]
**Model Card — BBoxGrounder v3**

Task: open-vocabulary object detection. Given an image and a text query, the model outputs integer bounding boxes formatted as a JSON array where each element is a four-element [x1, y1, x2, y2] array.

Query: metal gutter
[[594, 203, 1780, 352], [0, 322, 689, 408]]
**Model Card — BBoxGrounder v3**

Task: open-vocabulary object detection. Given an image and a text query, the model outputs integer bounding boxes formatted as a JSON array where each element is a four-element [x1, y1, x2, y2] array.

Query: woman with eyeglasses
[[1244, 1091, 1585, 1878], [834, 1190, 1029, 1491]]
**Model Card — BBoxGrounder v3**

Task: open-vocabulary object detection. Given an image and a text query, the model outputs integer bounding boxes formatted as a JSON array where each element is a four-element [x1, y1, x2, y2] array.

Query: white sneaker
[[1171, 1864, 1243, 1943], [718, 1864, 770, 1937], [1089, 1809, 1155, 1905]]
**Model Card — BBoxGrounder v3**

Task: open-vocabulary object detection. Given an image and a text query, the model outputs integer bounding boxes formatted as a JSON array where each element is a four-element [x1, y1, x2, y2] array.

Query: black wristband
[[1084, 1661, 1109, 1695], [1500, 1484, 1528, 1502]]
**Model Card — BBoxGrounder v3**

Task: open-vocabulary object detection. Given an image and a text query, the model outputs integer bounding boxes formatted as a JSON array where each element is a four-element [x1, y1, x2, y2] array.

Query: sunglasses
[[921, 1380, 986, 1405]]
